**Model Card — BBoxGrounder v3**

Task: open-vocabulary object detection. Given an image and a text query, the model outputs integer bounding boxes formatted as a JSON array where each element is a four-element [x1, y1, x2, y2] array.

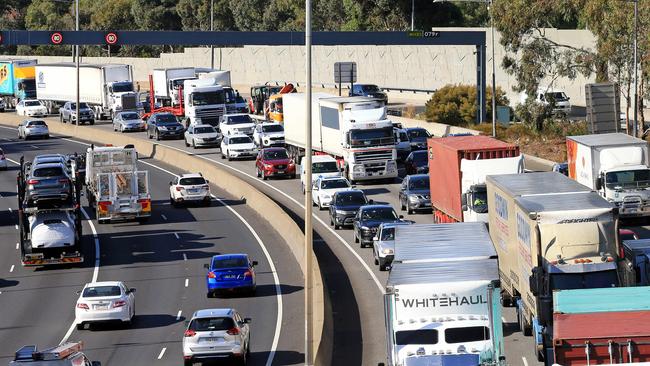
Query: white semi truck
[[198, 70, 248, 113], [85, 146, 151, 224], [35, 63, 138, 118], [382, 223, 505, 366], [152, 67, 196, 106], [182, 78, 227, 127], [567, 133, 650, 218], [283, 93, 397, 183]]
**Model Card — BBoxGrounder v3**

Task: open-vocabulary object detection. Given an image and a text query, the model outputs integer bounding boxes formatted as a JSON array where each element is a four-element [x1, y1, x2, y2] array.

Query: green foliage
[[229, 0, 265, 31], [130, 0, 181, 30], [424, 84, 508, 127]]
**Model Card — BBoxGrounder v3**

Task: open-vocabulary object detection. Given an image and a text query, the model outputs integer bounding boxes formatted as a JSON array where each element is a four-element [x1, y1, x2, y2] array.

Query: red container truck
[[553, 310, 650, 365], [427, 135, 521, 223]]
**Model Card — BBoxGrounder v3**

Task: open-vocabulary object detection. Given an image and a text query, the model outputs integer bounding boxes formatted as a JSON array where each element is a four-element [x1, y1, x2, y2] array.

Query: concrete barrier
[[0, 118, 332, 365]]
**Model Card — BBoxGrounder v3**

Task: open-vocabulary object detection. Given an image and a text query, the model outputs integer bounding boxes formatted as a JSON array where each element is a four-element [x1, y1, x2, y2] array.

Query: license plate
[[276, 170, 284, 174], [199, 337, 223, 343], [223, 274, 238, 279], [94, 305, 109, 310], [188, 189, 199, 194]]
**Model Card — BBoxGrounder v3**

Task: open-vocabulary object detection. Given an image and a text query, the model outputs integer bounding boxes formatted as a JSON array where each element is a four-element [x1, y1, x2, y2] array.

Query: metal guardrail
[[263, 80, 436, 95]]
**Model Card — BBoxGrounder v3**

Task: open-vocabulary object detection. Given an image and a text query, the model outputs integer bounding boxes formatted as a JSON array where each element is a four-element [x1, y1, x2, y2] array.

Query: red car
[[255, 147, 296, 180]]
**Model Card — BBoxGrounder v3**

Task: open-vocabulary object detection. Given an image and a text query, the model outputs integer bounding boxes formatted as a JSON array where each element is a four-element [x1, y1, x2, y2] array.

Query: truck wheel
[[89, 120, 95, 125]]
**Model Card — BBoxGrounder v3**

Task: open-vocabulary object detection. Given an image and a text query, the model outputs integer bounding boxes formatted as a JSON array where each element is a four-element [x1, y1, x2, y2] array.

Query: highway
[[0, 125, 304, 365]]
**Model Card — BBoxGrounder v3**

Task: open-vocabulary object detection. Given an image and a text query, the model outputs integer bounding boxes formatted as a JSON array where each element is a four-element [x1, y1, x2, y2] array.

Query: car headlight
[[158, 126, 167, 131], [361, 226, 371, 231], [353, 165, 364, 173], [322, 194, 331, 200], [382, 248, 394, 255], [408, 195, 419, 202], [335, 210, 347, 215]]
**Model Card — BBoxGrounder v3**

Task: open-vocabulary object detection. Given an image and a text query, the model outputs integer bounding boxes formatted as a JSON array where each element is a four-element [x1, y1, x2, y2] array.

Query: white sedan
[[75, 281, 135, 330], [16, 99, 48, 117], [312, 176, 352, 210], [184, 124, 221, 148], [220, 134, 257, 161]]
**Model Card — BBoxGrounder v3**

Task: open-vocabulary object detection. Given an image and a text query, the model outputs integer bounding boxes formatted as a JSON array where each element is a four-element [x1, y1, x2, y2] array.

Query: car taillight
[[202, 185, 209, 189], [207, 271, 216, 279], [176, 186, 183, 191], [113, 300, 126, 308], [76, 303, 89, 310], [243, 270, 252, 278], [27, 179, 39, 185], [184, 330, 196, 337], [59, 178, 69, 184], [226, 327, 240, 335]]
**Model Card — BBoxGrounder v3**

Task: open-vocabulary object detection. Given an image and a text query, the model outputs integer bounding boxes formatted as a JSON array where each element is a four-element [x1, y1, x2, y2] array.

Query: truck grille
[[122, 95, 137, 110], [623, 195, 642, 208], [364, 162, 387, 173], [196, 106, 225, 125], [354, 150, 393, 162]]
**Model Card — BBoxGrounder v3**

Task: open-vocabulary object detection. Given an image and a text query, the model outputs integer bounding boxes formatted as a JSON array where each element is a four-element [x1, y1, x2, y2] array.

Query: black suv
[[329, 189, 370, 229], [60, 102, 95, 125], [353, 204, 403, 248], [147, 113, 184, 140]]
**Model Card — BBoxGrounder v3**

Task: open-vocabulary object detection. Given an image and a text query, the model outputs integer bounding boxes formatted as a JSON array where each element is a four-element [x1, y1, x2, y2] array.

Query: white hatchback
[[220, 134, 257, 161], [312, 176, 352, 210], [75, 281, 135, 329], [169, 173, 211, 206]]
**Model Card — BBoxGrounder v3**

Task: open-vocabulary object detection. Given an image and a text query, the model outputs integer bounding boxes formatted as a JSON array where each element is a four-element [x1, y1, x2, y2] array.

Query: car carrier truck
[[382, 223, 505, 366], [85, 145, 151, 224], [427, 135, 523, 223], [283, 93, 397, 183], [35, 63, 138, 118], [17, 156, 83, 266], [486, 172, 620, 365], [567, 133, 650, 219], [0, 59, 37, 109]]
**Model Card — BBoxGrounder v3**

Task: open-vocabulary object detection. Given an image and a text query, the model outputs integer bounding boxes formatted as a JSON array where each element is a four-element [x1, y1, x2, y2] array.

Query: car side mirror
[[75, 290, 81, 295], [184, 320, 190, 326], [169, 181, 173, 186], [399, 215, 404, 219], [368, 199, 374, 204], [129, 288, 136, 293], [529, 267, 542, 296], [244, 317, 252, 323], [203, 263, 210, 269], [252, 261, 259, 266], [461, 193, 467, 207], [596, 177, 603, 190], [205, 180, 209, 184]]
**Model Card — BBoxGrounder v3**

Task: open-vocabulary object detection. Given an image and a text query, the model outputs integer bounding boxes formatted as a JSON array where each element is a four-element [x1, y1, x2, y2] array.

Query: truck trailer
[[383, 223, 505, 366], [152, 67, 196, 106], [567, 133, 650, 218], [486, 172, 620, 364], [283, 93, 397, 183], [552, 287, 650, 365], [427, 135, 523, 223], [0, 59, 37, 109], [35, 63, 137, 118]]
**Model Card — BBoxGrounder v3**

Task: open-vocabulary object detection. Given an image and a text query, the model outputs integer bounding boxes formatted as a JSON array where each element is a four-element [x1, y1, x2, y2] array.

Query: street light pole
[[633, 0, 638, 137], [304, 0, 314, 365], [210, 0, 214, 70], [75, 0, 80, 126], [490, 0, 497, 137], [411, 0, 415, 31]]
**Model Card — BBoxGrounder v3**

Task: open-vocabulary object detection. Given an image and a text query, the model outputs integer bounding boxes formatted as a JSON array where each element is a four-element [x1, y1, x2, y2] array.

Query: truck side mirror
[[596, 177, 603, 190], [203, 263, 210, 269], [529, 267, 542, 296], [461, 193, 468, 210]]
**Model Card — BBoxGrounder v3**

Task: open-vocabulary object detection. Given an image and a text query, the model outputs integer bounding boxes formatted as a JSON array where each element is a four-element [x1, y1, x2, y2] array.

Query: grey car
[[18, 119, 49, 140], [112, 111, 145, 132], [25, 162, 72, 205], [372, 221, 412, 271], [60, 102, 95, 125], [399, 174, 431, 214]]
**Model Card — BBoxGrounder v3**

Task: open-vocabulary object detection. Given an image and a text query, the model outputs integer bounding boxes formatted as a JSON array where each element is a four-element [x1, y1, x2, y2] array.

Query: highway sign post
[[334, 62, 357, 96]]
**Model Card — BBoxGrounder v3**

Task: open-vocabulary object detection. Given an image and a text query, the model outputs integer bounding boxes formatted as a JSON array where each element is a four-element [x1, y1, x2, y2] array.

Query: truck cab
[[183, 78, 226, 127], [597, 164, 650, 216], [105, 80, 138, 119]]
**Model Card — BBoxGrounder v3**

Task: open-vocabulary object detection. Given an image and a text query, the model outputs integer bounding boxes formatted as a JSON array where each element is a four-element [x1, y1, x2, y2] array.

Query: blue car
[[205, 254, 258, 297]]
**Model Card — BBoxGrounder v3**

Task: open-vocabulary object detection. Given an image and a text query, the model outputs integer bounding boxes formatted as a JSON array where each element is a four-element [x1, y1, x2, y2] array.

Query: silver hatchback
[[373, 221, 412, 271], [183, 308, 251, 366]]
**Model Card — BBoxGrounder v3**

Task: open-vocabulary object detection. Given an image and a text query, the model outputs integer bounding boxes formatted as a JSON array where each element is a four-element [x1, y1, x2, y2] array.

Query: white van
[[300, 155, 341, 193]]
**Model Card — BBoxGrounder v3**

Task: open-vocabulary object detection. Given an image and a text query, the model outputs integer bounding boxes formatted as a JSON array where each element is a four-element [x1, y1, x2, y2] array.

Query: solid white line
[[182, 253, 187, 261], [157, 347, 166, 360], [522, 357, 529, 366], [174, 232, 180, 239], [184, 278, 189, 287], [176, 310, 182, 320], [161, 214, 167, 220], [9, 265, 14, 273]]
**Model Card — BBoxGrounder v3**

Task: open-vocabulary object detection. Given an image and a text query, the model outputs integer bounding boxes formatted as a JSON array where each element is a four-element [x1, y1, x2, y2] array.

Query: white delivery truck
[[567, 133, 650, 218], [486, 172, 619, 363], [85, 146, 151, 224], [182, 78, 227, 127], [283, 93, 397, 183], [383, 223, 505, 366], [152, 67, 196, 106], [35, 63, 138, 118], [198, 70, 248, 113]]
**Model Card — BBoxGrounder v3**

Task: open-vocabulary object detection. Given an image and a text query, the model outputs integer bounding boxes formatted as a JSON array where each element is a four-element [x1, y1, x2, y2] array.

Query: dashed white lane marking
[[15, 243, 19, 250], [174, 232, 179, 239], [14, 224, 18, 230], [184, 278, 189, 287], [522, 357, 529, 366], [176, 310, 182, 320], [30, 145, 39, 149], [161, 214, 167, 220], [157, 347, 166, 360], [182, 253, 187, 261], [9, 265, 15, 273], [8, 207, 12, 213]]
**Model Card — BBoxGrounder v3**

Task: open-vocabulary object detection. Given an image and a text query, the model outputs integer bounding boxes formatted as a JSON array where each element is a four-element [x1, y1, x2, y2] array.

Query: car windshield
[[43, 219, 63, 225], [120, 112, 140, 120], [312, 161, 339, 174], [25, 101, 41, 106], [70, 103, 90, 109], [605, 169, 650, 189], [82, 286, 121, 297], [545, 92, 568, 102], [264, 150, 289, 160], [380, 227, 395, 241], [179, 177, 206, 185], [361, 85, 380, 92], [33, 166, 64, 177], [156, 114, 178, 124], [361, 207, 398, 220], [213, 257, 248, 269], [28, 120, 46, 126], [408, 176, 429, 190], [321, 179, 349, 189], [230, 136, 252, 144], [189, 317, 235, 332], [227, 115, 252, 124], [194, 127, 216, 134], [411, 151, 428, 164], [335, 192, 366, 205], [193, 90, 225, 106], [395, 329, 438, 345], [408, 129, 430, 139], [262, 124, 284, 133]]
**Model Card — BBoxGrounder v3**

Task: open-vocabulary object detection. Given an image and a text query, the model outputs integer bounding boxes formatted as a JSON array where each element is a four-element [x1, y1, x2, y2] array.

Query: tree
[[262, 0, 303, 31], [176, 0, 235, 31], [229, 0, 265, 31], [424, 84, 508, 126], [131, 0, 182, 30]]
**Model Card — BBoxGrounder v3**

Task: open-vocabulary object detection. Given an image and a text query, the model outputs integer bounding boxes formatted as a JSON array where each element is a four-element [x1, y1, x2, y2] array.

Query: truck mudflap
[[532, 317, 545, 362]]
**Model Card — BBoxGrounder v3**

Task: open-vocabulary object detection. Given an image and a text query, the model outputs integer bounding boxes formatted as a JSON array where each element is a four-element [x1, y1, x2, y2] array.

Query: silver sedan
[[112, 111, 145, 132]]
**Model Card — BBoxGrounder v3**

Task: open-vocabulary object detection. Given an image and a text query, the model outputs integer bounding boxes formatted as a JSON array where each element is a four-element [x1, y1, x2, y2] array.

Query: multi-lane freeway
[[0, 125, 304, 365]]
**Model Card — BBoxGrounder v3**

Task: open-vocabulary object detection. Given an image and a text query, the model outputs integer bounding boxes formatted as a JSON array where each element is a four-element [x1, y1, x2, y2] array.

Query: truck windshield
[[469, 186, 488, 213], [550, 270, 618, 290], [445, 326, 490, 343], [20, 79, 36, 92], [349, 127, 394, 147], [224, 88, 237, 103], [193, 91, 225, 106], [312, 161, 339, 174], [111, 82, 133, 93], [605, 169, 650, 189], [395, 329, 438, 345]]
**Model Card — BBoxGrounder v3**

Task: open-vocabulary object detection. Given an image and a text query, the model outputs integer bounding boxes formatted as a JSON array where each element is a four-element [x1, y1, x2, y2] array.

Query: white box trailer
[[152, 67, 196, 105], [567, 133, 650, 218], [35, 63, 137, 118]]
